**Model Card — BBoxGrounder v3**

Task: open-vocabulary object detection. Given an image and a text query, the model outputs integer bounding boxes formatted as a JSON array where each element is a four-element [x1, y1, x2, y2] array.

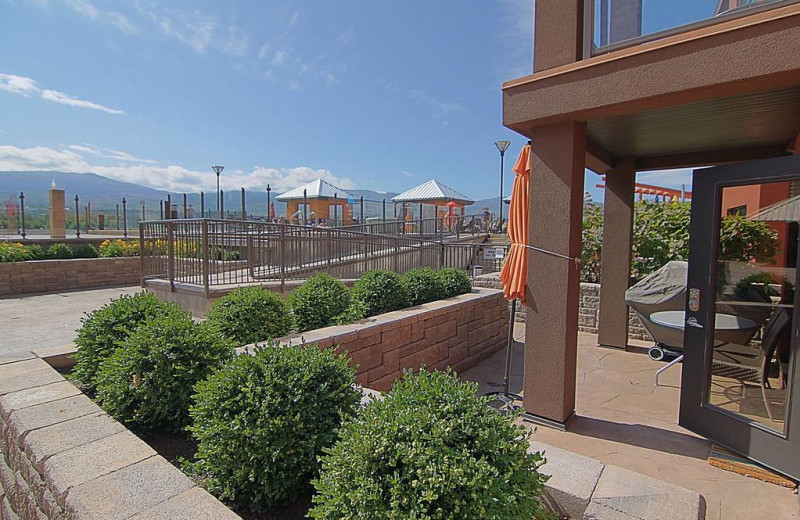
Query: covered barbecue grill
[[625, 261, 767, 360]]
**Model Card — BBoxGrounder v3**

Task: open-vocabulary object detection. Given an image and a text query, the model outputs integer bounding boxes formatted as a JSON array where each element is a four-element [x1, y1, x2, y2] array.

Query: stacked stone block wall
[[0, 257, 140, 297], [473, 275, 649, 341], [250, 288, 510, 392], [0, 354, 239, 520]]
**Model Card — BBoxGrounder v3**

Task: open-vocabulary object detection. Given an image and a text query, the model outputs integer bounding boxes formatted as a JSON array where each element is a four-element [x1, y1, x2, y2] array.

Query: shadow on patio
[[459, 324, 799, 520]]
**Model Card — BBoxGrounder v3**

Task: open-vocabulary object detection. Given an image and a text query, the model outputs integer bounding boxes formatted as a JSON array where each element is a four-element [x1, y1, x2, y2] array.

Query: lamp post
[[494, 140, 511, 227], [212, 165, 224, 219], [266, 184, 271, 221]]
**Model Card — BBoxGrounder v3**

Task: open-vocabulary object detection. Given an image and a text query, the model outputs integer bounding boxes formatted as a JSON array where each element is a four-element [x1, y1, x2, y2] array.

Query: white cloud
[[376, 79, 465, 119], [0, 73, 125, 115], [42, 0, 138, 34], [135, 3, 249, 56], [0, 74, 39, 96], [637, 168, 696, 190], [0, 145, 354, 194], [41, 89, 124, 115], [66, 143, 156, 163]]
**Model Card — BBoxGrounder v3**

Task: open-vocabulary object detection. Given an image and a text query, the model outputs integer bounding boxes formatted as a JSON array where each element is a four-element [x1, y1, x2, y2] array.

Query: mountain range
[[0, 171, 501, 219]]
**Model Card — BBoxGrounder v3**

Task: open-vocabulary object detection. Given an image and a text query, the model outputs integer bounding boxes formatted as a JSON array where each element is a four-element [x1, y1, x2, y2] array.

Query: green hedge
[[95, 316, 234, 432], [351, 270, 409, 317], [310, 369, 549, 519], [205, 286, 292, 345], [73, 243, 99, 258], [73, 292, 184, 391], [188, 343, 360, 512], [45, 243, 73, 259], [403, 267, 446, 306], [438, 267, 472, 298], [290, 273, 351, 332]]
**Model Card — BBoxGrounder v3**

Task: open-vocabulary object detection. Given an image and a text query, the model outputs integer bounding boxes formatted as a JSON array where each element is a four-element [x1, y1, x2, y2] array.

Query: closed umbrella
[[487, 144, 530, 408]]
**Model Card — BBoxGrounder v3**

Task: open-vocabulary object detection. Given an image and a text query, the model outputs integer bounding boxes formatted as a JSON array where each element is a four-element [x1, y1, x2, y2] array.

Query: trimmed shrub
[[0, 243, 43, 262], [205, 286, 292, 345], [95, 316, 234, 432], [99, 239, 139, 257], [310, 369, 549, 519], [187, 343, 360, 512], [403, 267, 446, 306], [331, 299, 367, 326], [73, 292, 184, 391], [351, 270, 409, 317], [290, 273, 351, 332], [438, 267, 472, 298], [73, 243, 99, 258], [45, 243, 73, 259]]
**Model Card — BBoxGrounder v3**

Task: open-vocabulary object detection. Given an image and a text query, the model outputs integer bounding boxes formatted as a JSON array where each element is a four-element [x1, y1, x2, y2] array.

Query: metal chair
[[711, 307, 790, 422]]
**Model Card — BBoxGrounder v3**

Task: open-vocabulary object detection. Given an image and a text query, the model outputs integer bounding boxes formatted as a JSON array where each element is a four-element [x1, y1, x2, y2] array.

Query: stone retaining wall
[[0, 353, 240, 520], [247, 287, 510, 392], [473, 275, 648, 341], [0, 257, 140, 297]]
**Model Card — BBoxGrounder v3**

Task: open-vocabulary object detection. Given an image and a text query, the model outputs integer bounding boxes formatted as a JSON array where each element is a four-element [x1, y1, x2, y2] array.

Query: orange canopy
[[500, 145, 530, 303]]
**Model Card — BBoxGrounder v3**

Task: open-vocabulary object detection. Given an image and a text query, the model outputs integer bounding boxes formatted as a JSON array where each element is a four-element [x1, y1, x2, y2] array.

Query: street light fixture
[[212, 165, 224, 218], [494, 140, 511, 227]]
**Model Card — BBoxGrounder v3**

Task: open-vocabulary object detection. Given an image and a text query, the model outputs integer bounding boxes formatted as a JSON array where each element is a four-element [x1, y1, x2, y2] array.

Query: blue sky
[[0, 0, 712, 201]]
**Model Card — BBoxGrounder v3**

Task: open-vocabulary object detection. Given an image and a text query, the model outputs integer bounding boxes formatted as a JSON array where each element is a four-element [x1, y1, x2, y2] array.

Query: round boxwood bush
[[45, 243, 73, 259], [438, 267, 472, 298], [291, 273, 351, 332], [205, 286, 292, 345], [73, 243, 99, 259], [95, 316, 234, 432], [187, 343, 360, 512], [351, 270, 409, 317], [74, 292, 183, 391], [310, 369, 549, 520], [402, 267, 446, 306]]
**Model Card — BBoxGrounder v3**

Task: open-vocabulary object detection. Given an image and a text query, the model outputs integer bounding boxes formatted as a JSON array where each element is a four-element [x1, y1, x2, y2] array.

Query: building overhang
[[503, 3, 800, 173]]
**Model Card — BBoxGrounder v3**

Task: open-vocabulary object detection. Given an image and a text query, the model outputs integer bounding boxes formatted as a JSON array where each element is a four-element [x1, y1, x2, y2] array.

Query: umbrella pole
[[485, 298, 523, 411], [502, 299, 517, 396]]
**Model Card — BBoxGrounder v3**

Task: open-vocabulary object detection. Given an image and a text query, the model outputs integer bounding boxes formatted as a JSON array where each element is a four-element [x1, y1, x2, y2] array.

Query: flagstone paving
[[460, 324, 800, 520], [0, 286, 140, 355]]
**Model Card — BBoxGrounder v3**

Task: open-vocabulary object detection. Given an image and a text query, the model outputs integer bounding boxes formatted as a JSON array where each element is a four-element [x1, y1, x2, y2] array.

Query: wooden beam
[[636, 145, 790, 171], [585, 139, 616, 173]]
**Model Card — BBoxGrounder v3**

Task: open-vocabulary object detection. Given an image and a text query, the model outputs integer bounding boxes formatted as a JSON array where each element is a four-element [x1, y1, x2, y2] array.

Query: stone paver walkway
[[0, 286, 140, 355], [460, 324, 799, 520]]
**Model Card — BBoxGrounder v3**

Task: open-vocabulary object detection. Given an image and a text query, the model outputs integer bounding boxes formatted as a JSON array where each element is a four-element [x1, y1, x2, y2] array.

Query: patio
[[460, 324, 799, 520]]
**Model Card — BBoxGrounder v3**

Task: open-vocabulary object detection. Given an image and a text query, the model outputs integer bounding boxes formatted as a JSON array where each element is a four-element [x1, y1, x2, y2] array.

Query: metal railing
[[336, 215, 498, 239], [140, 218, 507, 292]]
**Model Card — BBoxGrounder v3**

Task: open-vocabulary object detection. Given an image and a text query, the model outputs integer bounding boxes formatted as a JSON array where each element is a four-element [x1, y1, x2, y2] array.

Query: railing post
[[363, 232, 368, 274], [327, 229, 332, 269], [202, 219, 210, 296], [394, 236, 399, 273], [241, 187, 246, 221], [18, 192, 26, 239], [382, 199, 386, 222], [122, 198, 128, 238], [75, 195, 80, 238], [183, 193, 188, 218], [200, 192, 205, 218], [439, 240, 444, 269], [167, 220, 175, 292], [279, 224, 286, 293]]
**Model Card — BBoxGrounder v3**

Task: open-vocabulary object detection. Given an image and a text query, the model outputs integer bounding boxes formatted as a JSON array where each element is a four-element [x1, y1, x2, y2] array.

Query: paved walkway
[[460, 324, 799, 520], [0, 286, 141, 355]]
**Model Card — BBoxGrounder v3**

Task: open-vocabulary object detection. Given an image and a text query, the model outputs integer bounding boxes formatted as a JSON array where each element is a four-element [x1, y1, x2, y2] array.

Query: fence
[[140, 218, 508, 292]]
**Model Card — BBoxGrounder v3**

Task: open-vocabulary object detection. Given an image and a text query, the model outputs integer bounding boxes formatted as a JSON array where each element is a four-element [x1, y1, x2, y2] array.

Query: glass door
[[680, 155, 800, 480]]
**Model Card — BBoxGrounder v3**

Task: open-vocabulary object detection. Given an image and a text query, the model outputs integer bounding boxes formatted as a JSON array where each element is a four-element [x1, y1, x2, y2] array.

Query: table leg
[[654, 355, 684, 387]]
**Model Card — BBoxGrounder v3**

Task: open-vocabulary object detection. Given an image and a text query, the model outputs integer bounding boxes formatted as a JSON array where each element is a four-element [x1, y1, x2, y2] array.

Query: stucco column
[[523, 121, 587, 426], [597, 157, 636, 349]]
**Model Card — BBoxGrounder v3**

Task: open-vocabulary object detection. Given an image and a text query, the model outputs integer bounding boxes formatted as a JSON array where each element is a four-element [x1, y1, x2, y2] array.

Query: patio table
[[650, 310, 757, 386]]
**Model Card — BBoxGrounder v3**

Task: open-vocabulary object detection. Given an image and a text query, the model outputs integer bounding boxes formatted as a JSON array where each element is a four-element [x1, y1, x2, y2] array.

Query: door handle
[[686, 317, 704, 329]]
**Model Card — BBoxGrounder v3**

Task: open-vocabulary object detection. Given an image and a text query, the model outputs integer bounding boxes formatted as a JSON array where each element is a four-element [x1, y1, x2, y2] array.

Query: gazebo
[[391, 180, 474, 219], [276, 179, 353, 225]]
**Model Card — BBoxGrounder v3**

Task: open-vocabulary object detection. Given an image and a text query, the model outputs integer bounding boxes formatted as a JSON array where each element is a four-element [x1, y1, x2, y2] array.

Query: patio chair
[[711, 307, 790, 422]]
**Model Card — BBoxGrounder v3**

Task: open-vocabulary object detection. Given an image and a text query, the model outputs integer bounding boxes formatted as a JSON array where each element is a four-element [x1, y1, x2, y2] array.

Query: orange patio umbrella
[[500, 144, 531, 303], [486, 143, 530, 407]]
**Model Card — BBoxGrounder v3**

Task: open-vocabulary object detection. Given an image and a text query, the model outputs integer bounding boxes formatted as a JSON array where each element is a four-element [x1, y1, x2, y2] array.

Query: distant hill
[[0, 172, 405, 220]]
